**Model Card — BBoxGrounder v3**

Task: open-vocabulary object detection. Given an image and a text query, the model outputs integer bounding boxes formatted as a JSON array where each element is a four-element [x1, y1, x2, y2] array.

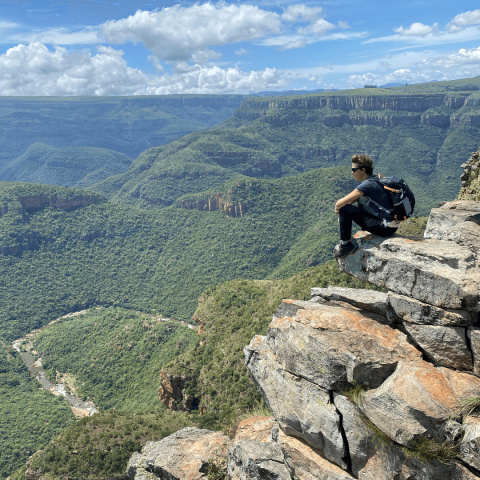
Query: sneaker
[[333, 241, 358, 258]]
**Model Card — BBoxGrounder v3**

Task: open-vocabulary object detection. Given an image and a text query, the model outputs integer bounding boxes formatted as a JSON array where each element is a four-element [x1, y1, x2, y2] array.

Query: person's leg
[[338, 204, 366, 241], [339, 204, 397, 238], [335, 205, 397, 257]]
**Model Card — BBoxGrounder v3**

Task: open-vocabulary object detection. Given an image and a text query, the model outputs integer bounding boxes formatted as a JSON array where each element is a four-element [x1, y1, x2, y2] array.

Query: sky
[[0, 0, 479, 96]]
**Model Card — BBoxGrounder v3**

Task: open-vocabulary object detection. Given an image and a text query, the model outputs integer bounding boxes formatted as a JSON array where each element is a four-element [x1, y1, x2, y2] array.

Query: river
[[11, 311, 98, 418], [11, 309, 196, 418]]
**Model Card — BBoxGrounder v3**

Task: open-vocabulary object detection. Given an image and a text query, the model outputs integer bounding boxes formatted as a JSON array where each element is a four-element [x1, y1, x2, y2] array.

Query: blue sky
[[0, 0, 479, 95]]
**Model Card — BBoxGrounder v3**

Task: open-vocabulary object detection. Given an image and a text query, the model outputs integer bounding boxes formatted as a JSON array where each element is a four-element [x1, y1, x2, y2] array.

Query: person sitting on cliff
[[333, 154, 398, 258]]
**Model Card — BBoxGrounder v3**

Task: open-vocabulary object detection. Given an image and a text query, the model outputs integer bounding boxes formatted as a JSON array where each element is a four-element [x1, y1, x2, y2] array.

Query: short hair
[[352, 154, 373, 175]]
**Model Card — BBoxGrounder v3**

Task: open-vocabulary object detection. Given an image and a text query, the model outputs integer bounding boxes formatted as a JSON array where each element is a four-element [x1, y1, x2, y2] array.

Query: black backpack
[[369, 175, 415, 222]]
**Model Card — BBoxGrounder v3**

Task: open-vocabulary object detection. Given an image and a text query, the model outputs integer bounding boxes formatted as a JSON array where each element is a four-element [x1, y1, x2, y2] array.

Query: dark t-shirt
[[356, 177, 393, 220]]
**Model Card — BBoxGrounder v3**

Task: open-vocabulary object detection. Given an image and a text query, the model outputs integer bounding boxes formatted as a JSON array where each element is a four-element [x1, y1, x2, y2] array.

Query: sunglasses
[[352, 167, 361, 172]]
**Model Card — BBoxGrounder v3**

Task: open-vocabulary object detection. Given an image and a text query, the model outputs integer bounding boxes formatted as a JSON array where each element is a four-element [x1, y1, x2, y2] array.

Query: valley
[[1, 77, 479, 479]]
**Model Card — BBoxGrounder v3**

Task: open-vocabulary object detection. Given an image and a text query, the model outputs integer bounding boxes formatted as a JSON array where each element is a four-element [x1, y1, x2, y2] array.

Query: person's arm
[[335, 189, 364, 214]]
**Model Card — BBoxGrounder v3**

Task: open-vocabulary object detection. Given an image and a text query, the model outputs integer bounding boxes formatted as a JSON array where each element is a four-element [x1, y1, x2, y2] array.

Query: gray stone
[[332, 394, 376, 477], [278, 431, 354, 480], [228, 416, 291, 480], [126, 427, 229, 480], [442, 221, 480, 255], [228, 440, 291, 480], [337, 233, 479, 310], [357, 442, 462, 480], [460, 416, 480, 471], [402, 322, 473, 370], [438, 419, 463, 443], [310, 286, 391, 319], [361, 361, 480, 447], [468, 327, 480, 376], [245, 334, 347, 469], [388, 291, 473, 326], [265, 299, 421, 390], [424, 200, 480, 242]]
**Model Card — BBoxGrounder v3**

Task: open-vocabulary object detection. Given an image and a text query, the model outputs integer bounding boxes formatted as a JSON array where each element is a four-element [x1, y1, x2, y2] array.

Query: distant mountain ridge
[[0, 94, 246, 181], [91, 76, 480, 215]]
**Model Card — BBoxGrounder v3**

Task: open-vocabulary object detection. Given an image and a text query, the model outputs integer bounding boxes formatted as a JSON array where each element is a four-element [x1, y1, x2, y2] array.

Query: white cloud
[[281, 4, 324, 23], [0, 41, 287, 95], [369, 9, 480, 45], [146, 65, 286, 94], [0, 20, 20, 30], [8, 27, 99, 45], [394, 22, 439, 37], [448, 9, 480, 31], [100, 3, 282, 63], [345, 46, 480, 88], [297, 18, 335, 37], [0, 42, 147, 95]]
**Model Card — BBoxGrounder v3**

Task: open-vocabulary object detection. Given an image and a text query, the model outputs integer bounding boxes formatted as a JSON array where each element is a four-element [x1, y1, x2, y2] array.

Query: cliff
[[126, 152, 480, 479], [230, 90, 480, 129], [237, 175, 480, 478]]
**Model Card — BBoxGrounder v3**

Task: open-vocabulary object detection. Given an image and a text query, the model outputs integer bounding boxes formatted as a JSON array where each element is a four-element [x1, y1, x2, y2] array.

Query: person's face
[[351, 163, 365, 181]]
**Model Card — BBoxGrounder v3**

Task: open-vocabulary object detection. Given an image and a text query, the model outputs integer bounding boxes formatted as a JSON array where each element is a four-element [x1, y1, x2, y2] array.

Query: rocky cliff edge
[[127, 153, 480, 480]]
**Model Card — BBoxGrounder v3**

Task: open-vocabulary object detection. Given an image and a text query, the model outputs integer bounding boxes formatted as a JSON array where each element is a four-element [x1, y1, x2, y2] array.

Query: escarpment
[[239, 198, 480, 479], [231, 91, 480, 129], [131, 154, 480, 480]]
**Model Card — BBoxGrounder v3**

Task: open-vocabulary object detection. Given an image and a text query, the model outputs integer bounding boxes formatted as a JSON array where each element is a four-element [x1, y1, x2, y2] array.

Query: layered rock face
[[242, 198, 480, 479], [458, 149, 480, 201]]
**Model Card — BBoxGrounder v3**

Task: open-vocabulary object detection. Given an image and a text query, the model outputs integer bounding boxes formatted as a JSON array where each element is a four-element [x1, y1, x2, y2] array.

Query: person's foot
[[333, 240, 358, 258]]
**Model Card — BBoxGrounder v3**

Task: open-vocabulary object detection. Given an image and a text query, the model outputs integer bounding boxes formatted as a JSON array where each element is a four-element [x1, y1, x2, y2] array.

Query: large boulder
[[228, 416, 291, 480], [424, 200, 480, 243], [361, 361, 480, 447], [245, 334, 347, 469], [402, 322, 473, 370], [332, 394, 376, 477], [387, 291, 474, 327], [336, 233, 479, 310], [310, 286, 391, 319], [356, 442, 475, 480], [261, 299, 421, 390], [126, 428, 230, 480], [278, 431, 354, 480]]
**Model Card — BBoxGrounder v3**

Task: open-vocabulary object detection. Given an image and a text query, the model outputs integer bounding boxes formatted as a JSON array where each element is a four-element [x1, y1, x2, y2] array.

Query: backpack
[[368, 175, 415, 222]]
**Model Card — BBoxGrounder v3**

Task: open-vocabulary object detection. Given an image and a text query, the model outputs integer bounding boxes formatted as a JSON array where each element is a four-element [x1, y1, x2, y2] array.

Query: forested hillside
[[0, 168, 351, 342], [92, 77, 480, 214], [11, 260, 388, 480], [0, 95, 246, 182], [0, 143, 132, 188]]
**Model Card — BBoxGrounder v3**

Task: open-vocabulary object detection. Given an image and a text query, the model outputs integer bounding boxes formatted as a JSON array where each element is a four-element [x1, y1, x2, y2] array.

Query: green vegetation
[[92, 77, 480, 215], [342, 384, 369, 406], [0, 169, 350, 341], [0, 95, 246, 171], [160, 260, 381, 431], [402, 436, 458, 465], [5, 260, 376, 480], [454, 396, 480, 419], [0, 343, 75, 479], [1, 79, 478, 478], [0, 143, 132, 188], [24, 410, 197, 480], [31, 308, 198, 412]]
